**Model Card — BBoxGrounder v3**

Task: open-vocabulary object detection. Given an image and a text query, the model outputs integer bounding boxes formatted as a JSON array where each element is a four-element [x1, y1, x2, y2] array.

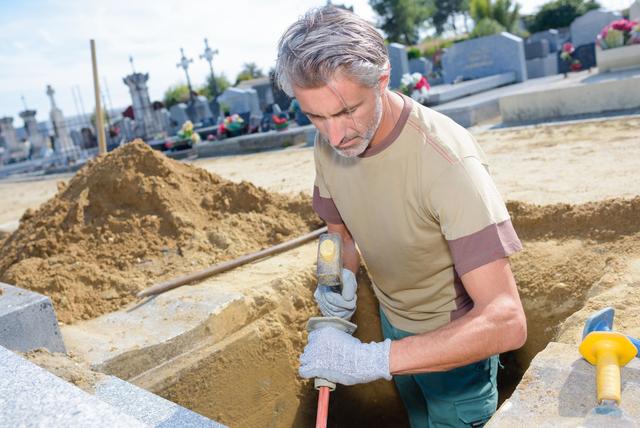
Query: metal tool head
[[316, 233, 342, 290], [582, 307, 615, 340]]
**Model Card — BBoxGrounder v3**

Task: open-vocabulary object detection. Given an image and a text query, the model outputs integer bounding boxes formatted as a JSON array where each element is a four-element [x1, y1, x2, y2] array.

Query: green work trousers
[[380, 308, 498, 428]]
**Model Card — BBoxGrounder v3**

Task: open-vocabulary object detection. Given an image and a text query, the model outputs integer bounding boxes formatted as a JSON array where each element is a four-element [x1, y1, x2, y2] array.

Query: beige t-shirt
[[312, 95, 522, 333]]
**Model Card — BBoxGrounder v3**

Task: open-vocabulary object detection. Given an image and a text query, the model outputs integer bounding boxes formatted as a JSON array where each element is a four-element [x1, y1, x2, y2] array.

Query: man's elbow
[[503, 303, 527, 351]]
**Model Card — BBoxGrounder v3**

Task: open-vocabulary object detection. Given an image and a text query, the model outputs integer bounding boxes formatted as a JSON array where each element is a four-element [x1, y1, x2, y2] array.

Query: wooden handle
[[136, 226, 327, 298]]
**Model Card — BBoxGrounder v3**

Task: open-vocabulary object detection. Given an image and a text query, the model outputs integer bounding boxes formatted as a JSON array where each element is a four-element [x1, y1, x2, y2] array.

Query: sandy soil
[[1, 117, 638, 224], [2, 116, 639, 427]]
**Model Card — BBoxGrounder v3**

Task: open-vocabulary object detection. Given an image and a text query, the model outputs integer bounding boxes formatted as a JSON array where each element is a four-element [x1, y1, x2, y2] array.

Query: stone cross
[[176, 48, 195, 102], [200, 38, 219, 98]]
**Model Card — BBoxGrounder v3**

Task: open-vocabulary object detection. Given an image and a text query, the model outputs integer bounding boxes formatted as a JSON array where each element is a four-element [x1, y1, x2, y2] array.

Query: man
[[274, 6, 527, 427]]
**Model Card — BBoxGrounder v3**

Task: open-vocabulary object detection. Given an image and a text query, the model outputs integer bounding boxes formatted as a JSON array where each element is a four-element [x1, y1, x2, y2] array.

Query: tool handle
[[314, 377, 336, 391], [596, 348, 622, 404], [315, 386, 330, 428]]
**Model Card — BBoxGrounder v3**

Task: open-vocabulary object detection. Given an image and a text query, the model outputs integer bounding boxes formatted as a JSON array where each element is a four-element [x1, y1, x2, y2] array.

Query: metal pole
[[90, 39, 107, 154]]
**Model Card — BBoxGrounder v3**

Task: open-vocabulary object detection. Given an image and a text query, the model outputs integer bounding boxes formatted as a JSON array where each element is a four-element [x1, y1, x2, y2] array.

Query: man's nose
[[324, 118, 345, 147]]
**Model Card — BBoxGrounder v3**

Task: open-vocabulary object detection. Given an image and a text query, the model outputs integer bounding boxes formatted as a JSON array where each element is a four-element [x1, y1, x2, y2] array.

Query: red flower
[[570, 61, 582, 72], [415, 76, 430, 91], [562, 42, 575, 54]]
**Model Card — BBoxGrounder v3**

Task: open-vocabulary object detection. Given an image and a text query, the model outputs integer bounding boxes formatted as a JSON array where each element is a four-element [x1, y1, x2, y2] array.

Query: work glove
[[314, 268, 357, 320], [299, 326, 392, 386]]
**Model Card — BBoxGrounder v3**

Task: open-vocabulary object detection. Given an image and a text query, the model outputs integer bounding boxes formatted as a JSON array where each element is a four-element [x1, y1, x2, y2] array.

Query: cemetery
[[1, 1, 640, 427]]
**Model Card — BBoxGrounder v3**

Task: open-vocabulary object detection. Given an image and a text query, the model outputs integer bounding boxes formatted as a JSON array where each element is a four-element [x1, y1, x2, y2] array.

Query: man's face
[[292, 74, 383, 158]]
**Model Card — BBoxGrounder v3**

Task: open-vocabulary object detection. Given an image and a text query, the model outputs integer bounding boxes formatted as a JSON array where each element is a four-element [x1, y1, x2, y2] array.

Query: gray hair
[[274, 6, 389, 96]]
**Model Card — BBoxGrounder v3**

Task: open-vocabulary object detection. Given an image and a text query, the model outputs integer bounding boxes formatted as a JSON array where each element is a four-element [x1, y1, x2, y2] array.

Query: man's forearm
[[389, 295, 526, 374]]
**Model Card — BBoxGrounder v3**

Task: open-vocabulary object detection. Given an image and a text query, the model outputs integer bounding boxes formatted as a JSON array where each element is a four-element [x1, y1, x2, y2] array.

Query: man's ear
[[378, 65, 391, 94]]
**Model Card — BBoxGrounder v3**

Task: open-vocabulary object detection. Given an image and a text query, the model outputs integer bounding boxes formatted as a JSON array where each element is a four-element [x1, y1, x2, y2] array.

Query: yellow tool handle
[[596, 347, 621, 404]]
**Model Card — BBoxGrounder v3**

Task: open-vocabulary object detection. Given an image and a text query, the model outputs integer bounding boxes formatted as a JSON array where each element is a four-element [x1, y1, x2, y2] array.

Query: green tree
[[369, 0, 434, 44], [235, 62, 265, 85], [469, 0, 520, 32], [526, 0, 600, 33], [163, 83, 190, 108], [199, 73, 231, 100], [431, 0, 469, 35]]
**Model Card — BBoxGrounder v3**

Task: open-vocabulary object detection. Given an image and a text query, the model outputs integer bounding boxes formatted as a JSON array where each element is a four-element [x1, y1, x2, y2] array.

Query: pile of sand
[[0, 141, 321, 323]]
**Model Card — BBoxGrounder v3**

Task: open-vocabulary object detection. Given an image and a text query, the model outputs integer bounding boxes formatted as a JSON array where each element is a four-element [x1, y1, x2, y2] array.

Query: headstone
[[0, 117, 21, 155], [169, 103, 190, 129], [558, 43, 597, 72], [19, 110, 48, 158], [528, 29, 560, 53], [217, 88, 251, 115], [237, 77, 275, 111], [209, 100, 220, 119], [570, 9, 621, 48], [0, 282, 66, 353], [388, 43, 410, 89], [442, 32, 527, 84], [154, 108, 173, 135], [190, 95, 214, 125], [70, 129, 83, 148], [409, 57, 433, 76], [123, 72, 163, 139], [245, 88, 261, 118], [631, 0, 640, 22], [524, 40, 550, 60], [526, 56, 558, 78], [46, 85, 79, 161]]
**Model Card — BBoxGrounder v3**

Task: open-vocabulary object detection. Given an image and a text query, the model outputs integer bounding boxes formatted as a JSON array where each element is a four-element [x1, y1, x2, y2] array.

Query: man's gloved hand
[[299, 326, 392, 386], [314, 268, 357, 320]]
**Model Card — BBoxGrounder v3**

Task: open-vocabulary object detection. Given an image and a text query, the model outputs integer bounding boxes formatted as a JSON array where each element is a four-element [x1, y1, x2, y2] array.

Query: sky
[[0, 0, 632, 124]]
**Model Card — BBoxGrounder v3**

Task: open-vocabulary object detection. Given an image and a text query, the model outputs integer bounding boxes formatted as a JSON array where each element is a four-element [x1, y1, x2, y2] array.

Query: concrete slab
[[500, 67, 640, 123], [195, 125, 315, 158], [0, 345, 145, 427], [0, 282, 66, 353], [487, 342, 640, 427], [61, 242, 317, 379], [433, 70, 597, 127], [95, 376, 225, 427], [427, 72, 515, 105]]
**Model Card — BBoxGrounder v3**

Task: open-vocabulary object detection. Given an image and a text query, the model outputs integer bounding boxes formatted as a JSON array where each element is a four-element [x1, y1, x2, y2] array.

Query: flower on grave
[[218, 114, 245, 136], [177, 120, 200, 144], [597, 19, 640, 50], [560, 43, 575, 63], [400, 72, 430, 104]]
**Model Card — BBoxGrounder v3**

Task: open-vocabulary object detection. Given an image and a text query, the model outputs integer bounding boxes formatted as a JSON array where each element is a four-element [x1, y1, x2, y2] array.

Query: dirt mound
[[0, 141, 321, 323], [507, 197, 640, 241]]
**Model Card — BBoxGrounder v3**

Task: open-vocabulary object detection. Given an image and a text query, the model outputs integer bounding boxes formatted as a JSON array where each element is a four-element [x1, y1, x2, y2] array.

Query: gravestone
[[123, 73, 163, 138], [524, 40, 550, 60], [169, 103, 190, 129], [442, 32, 527, 84], [528, 29, 560, 52], [558, 43, 597, 72], [217, 87, 261, 116], [70, 129, 83, 148], [409, 57, 433, 76], [632, 0, 640, 22], [524, 39, 557, 78], [388, 43, 409, 89], [237, 77, 275, 111], [570, 9, 621, 48], [46, 85, 79, 161], [189, 95, 214, 125], [19, 110, 49, 158]]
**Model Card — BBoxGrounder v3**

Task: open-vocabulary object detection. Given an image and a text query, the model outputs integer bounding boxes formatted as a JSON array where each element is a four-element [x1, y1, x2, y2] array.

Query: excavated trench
[[5, 143, 640, 426], [129, 198, 640, 427]]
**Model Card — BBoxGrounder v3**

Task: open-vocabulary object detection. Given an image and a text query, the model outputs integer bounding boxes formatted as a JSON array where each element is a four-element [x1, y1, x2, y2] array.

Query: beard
[[331, 94, 383, 158]]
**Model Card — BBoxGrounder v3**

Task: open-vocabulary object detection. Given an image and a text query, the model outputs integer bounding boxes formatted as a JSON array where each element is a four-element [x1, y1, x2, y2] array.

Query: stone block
[[570, 9, 621, 48], [528, 29, 560, 53], [526, 56, 558, 79], [487, 342, 640, 426], [442, 32, 527, 84], [95, 376, 225, 427], [0, 345, 145, 427], [524, 40, 550, 60], [388, 43, 409, 89], [0, 282, 65, 353]]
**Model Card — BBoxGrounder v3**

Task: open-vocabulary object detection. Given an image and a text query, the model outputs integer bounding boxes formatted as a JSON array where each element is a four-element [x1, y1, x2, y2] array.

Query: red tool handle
[[316, 386, 330, 428]]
